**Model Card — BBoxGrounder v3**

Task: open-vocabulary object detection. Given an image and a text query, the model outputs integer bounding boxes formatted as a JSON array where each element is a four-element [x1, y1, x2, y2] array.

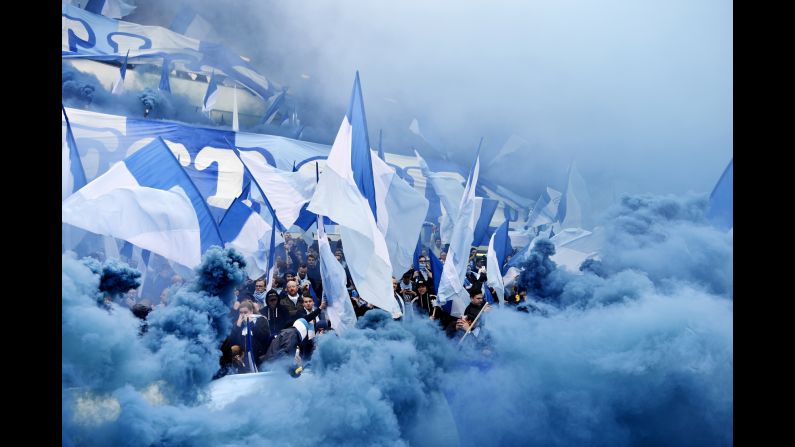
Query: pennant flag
[[244, 318, 258, 373], [62, 106, 88, 201], [264, 223, 278, 292], [62, 138, 223, 268], [486, 220, 511, 302], [237, 149, 316, 230], [202, 71, 219, 113], [111, 49, 129, 95], [261, 90, 286, 125], [232, 84, 240, 132], [472, 198, 499, 247], [307, 72, 399, 316], [487, 134, 527, 169], [159, 57, 171, 93], [556, 161, 592, 230], [377, 129, 385, 161], [218, 195, 273, 280], [317, 215, 357, 334], [705, 159, 733, 231], [437, 140, 482, 316], [169, 5, 219, 41], [428, 249, 443, 294], [525, 187, 562, 229], [84, 0, 136, 19]]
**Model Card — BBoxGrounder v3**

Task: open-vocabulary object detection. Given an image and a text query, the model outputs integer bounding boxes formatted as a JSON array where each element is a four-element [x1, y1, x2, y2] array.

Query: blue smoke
[[63, 194, 731, 446], [63, 62, 215, 126], [80, 256, 141, 301]]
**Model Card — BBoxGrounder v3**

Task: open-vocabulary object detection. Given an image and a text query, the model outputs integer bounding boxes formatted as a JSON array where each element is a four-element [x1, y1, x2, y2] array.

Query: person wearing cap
[[262, 290, 291, 334]]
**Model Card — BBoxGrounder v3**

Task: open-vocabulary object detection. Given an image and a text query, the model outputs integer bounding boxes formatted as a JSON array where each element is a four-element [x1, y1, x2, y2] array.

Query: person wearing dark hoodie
[[262, 290, 291, 336]]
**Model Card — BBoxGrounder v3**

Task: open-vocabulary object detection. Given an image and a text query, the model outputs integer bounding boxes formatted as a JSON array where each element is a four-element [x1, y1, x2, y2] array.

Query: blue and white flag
[[415, 150, 465, 243], [472, 198, 499, 246], [261, 90, 286, 125], [372, 152, 429, 276], [437, 144, 482, 316], [159, 57, 171, 93], [237, 150, 316, 230], [63, 5, 276, 101], [428, 249, 444, 294], [111, 49, 129, 94], [62, 138, 223, 268], [706, 159, 733, 231], [486, 220, 511, 302], [232, 84, 240, 132], [482, 282, 495, 305], [308, 72, 399, 316], [525, 187, 562, 229], [317, 216, 357, 335], [62, 106, 88, 201], [169, 5, 219, 41], [84, 0, 136, 19], [219, 195, 273, 280], [557, 161, 592, 230], [202, 71, 219, 112]]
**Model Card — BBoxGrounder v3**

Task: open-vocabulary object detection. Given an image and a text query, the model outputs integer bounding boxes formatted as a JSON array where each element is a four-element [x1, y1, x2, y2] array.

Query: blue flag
[[202, 71, 219, 112], [260, 90, 286, 125], [428, 249, 443, 294], [62, 105, 88, 200], [159, 57, 171, 93], [482, 282, 495, 304], [349, 72, 378, 220], [706, 159, 733, 231]]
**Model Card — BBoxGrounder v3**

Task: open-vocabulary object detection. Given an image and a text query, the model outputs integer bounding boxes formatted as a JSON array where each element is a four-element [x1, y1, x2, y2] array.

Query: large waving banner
[[62, 4, 275, 101], [63, 108, 329, 222]]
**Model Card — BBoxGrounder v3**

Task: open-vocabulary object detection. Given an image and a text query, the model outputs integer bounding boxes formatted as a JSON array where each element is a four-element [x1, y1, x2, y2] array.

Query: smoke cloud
[[124, 0, 732, 202], [62, 192, 732, 445]]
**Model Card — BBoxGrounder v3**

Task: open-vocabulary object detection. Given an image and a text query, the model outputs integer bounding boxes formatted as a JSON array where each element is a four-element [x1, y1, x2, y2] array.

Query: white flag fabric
[[317, 217, 357, 335], [414, 150, 464, 243], [232, 84, 240, 132], [62, 138, 222, 268], [219, 197, 273, 280], [437, 154, 481, 316], [525, 187, 562, 229], [238, 150, 316, 230], [372, 153, 429, 277], [307, 73, 399, 316], [558, 161, 592, 230]]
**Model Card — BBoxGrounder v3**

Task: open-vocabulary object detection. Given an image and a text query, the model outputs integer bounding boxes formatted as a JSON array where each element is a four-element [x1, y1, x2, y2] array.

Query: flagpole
[[457, 303, 490, 346]]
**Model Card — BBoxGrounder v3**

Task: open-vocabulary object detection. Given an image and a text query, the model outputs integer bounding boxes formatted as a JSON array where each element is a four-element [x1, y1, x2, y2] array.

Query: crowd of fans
[[104, 228, 539, 379]]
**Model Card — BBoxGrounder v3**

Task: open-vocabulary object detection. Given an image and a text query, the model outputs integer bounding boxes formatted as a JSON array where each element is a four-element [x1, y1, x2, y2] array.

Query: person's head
[[284, 232, 292, 242], [298, 264, 308, 276], [266, 290, 280, 308], [302, 295, 314, 310], [401, 272, 412, 282], [285, 272, 296, 283], [440, 251, 447, 262], [469, 289, 484, 306], [239, 300, 255, 316], [307, 254, 317, 266], [417, 281, 428, 295], [335, 253, 342, 262], [392, 277, 399, 291], [159, 289, 169, 306], [171, 275, 184, 285], [254, 279, 266, 294], [286, 280, 299, 296], [418, 255, 428, 268]]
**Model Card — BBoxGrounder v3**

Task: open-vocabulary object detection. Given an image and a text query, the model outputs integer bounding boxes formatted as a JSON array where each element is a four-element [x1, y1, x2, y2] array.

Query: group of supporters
[[110, 230, 534, 378]]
